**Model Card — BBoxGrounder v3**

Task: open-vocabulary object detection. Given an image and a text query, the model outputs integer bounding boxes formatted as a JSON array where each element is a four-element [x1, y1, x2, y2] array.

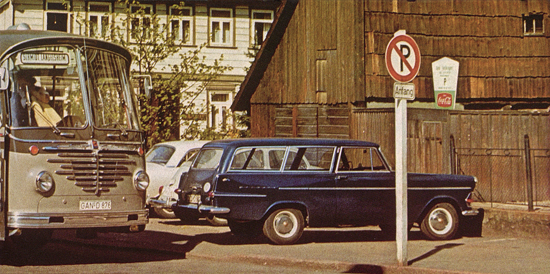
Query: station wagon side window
[[284, 146, 335, 171], [230, 147, 265, 170], [337, 147, 388, 172]]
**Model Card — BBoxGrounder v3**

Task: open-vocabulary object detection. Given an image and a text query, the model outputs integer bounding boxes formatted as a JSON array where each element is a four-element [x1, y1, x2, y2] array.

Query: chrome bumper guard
[[462, 209, 480, 216], [173, 203, 230, 214], [149, 199, 174, 209]]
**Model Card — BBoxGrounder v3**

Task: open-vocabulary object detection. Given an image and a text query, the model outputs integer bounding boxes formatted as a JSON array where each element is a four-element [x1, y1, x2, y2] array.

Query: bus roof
[[0, 29, 131, 62]]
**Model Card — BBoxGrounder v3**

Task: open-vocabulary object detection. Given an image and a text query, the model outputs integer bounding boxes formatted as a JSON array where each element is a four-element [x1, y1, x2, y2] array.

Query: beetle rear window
[[146, 145, 175, 164]]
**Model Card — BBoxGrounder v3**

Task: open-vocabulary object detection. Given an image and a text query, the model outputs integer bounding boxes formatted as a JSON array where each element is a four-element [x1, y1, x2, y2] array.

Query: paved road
[[1, 218, 549, 273]]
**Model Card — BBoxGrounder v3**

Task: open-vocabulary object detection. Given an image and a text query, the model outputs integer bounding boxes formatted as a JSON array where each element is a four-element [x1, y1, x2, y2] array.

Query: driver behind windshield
[[27, 76, 61, 127]]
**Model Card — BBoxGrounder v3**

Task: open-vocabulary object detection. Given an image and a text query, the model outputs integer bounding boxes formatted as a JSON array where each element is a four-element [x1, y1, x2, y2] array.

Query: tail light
[[158, 185, 164, 195]]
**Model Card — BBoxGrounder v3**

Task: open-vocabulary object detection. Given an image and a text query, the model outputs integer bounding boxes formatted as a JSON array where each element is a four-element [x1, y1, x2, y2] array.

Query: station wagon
[[172, 138, 480, 245]]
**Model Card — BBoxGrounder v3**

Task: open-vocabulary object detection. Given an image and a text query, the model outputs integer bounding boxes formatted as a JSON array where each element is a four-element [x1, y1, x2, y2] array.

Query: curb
[[479, 206, 550, 239]]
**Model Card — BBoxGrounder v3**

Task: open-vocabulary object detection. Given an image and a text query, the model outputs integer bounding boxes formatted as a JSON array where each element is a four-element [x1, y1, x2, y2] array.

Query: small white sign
[[393, 82, 415, 100]]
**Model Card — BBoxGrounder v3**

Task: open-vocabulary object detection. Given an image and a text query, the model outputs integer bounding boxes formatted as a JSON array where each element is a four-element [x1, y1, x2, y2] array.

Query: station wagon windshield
[[5, 45, 139, 129]]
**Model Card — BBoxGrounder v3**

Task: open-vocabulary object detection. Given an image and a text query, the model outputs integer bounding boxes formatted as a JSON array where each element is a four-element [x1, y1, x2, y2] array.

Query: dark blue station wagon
[[172, 138, 480, 245]]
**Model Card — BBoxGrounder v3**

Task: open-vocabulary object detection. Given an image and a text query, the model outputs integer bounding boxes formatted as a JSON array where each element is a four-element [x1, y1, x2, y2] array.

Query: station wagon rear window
[[192, 148, 223, 169]]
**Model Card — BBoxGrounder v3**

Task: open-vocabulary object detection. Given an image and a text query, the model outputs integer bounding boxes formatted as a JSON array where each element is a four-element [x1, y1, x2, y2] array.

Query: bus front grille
[[49, 150, 136, 195]]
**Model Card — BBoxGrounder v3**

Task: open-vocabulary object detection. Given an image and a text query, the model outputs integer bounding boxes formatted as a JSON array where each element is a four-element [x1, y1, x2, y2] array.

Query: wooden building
[[232, 0, 550, 205]]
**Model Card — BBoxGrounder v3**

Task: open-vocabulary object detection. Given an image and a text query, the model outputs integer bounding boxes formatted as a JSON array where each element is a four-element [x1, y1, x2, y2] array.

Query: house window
[[170, 6, 193, 44], [130, 4, 153, 41], [88, 2, 111, 38], [523, 13, 544, 35], [46, 1, 69, 32], [210, 8, 233, 46], [211, 93, 229, 102], [251, 10, 273, 48]]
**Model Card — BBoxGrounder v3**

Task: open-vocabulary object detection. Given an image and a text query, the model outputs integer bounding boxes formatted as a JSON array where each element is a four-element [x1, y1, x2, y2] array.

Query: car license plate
[[188, 194, 201, 204], [79, 200, 111, 210]]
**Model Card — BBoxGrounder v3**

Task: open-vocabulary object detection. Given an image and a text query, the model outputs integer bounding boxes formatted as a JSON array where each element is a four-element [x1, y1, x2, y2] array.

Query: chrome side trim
[[278, 187, 472, 191], [214, 193, 267, 198], [174, 204, 230, 214]]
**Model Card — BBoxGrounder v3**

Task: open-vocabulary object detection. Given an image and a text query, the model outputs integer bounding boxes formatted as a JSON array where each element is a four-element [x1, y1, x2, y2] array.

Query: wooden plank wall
[[253, 104, 350, 139], [450, 111, 550, 203], [351, 108, 448, 174], [352, 108, 550, 203], [250, 0, 365, 106], [364, 0, 550, 101]]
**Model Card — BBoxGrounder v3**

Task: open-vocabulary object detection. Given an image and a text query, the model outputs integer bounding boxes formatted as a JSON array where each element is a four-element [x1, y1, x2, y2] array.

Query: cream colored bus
[[0, 24, 149, 248]]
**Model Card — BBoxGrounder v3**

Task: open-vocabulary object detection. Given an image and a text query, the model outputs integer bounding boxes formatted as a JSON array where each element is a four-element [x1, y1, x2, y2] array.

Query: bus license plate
[[188, 194, 201, 204], [80, 200, 111, 210]]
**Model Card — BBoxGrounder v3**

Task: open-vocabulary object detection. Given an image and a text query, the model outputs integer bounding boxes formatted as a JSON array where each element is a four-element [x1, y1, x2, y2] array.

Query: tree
[[76, 0, 237, 148]]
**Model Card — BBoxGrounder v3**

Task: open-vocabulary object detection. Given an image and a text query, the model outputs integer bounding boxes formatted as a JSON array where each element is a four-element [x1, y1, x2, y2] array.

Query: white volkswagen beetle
[[145, 140, 208, 218]]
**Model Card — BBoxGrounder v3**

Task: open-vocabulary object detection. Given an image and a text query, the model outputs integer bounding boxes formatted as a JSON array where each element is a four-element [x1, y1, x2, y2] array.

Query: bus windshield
[[6, 45, 139, 130]]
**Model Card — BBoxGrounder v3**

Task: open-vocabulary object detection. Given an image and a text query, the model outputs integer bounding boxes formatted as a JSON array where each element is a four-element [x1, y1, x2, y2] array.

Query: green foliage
[[76, 0, 237, 148]]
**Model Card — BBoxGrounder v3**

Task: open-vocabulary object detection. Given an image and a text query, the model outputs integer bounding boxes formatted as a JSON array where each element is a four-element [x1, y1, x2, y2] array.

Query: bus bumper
[[7, 210, 148, 229]]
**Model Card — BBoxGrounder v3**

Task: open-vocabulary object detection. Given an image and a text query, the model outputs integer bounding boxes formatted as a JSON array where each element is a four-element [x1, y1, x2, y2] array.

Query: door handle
[[336, 175, 348, 180]]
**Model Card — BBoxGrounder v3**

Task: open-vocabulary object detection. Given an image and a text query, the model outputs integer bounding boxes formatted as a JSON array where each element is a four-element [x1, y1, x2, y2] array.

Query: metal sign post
[[385, 30, 420, 267]]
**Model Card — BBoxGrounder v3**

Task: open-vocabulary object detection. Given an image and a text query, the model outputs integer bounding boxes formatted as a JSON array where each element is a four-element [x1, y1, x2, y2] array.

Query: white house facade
[[0, 0, 278, 136]]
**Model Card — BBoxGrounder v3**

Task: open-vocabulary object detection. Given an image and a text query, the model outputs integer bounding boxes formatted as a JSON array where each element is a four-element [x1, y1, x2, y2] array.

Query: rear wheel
[[263, 209, 304, 245], [420, 202, 459, 240]]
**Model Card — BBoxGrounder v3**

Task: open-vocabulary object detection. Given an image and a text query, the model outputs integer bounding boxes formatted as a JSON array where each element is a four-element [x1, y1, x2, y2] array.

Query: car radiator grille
[[48, 150, 135, 195]]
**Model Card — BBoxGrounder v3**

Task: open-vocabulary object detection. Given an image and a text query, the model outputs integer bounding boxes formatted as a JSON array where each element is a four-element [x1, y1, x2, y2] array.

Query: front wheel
[[420, 203, 459, 240], [263, 209, 304, 245]]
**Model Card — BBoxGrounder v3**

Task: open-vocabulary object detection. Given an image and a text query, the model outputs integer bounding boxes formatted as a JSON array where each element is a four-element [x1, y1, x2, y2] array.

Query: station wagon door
[[335, 146, 394, 225]]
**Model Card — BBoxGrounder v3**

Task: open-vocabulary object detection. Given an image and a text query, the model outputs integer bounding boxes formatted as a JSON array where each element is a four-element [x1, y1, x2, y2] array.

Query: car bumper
[[149, 198, 174, 209], [172, 203, 230, 214], [462, 208, 480, 216]]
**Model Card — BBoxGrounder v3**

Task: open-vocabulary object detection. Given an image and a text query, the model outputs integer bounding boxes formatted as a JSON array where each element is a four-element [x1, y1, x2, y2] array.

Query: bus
[[0, 24, 149, 248]]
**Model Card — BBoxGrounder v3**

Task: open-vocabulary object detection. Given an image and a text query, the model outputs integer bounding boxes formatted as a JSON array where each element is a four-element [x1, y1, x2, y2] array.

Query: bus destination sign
[[20, 52, 69, 65]]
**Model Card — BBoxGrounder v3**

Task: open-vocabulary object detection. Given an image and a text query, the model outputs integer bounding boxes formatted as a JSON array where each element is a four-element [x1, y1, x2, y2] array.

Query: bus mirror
[[133, 75, 152, 99], [0, 67, 8, 90], [143, 76, 152, 98]]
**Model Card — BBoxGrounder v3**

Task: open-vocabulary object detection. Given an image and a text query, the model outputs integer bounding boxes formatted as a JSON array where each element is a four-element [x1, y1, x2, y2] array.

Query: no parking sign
[[385, 31, 421, 83]]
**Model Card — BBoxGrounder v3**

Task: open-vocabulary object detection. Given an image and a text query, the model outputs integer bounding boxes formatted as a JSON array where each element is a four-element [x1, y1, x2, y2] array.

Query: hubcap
[[429, 208, 452, 234], [274, 212, 296, 237]]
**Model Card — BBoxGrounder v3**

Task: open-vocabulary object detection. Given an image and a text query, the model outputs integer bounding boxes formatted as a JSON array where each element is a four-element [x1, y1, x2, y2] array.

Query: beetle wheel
[[263, 208, 304, 245], [420, 202, 459, 240]]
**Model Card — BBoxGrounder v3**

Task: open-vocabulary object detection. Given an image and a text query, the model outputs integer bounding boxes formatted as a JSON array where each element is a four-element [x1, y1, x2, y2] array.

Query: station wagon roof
[[202, 138, 380, 149], [0, 30, 131, 61]]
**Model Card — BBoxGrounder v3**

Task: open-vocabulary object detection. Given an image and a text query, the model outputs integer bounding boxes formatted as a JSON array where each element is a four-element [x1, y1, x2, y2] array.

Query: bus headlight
[[134, 171, 149, 191], [36, 171, 55, 195]]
